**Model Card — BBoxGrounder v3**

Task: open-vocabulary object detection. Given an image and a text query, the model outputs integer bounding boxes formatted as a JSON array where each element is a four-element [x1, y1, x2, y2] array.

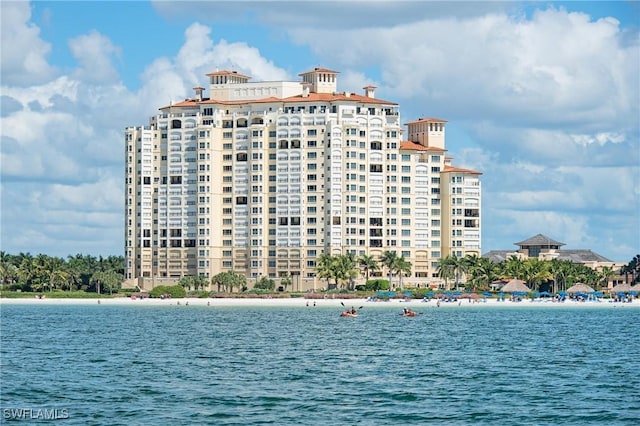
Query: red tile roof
[[205, 70, 251, 79], [299, 67, 340, 75], [441, 165, 482, 175], [281, 92, 396, 105], [405, 117, 448, 125], [162, 92, 398, 109], [399, 141, 446, 151]]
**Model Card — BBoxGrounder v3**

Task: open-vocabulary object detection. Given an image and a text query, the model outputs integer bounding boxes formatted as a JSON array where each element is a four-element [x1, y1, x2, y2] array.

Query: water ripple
[[1, 304, 639, 424]]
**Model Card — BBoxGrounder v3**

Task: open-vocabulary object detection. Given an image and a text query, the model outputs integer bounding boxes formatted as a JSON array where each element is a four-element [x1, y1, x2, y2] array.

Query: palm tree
[[17, 255, 37, 291], [358, 254, 379, 284], [380, 251, 399, 289], [339, 253, 359, 290], [315, 253, 337, 289], [596, 266, 616, 291], [280, 273, 292, 292], [393, 256, 412, 291], [549, 259, 581, 293], [621, 255, 640, 284], [451, 255, 470, 289], [522, 258, 552, 291], [0, 252, 19, 288], [35, 255, 68, 292], [465, 256, 497, 291], [502, 255, 525, 280], [436, 256, 455, 290]]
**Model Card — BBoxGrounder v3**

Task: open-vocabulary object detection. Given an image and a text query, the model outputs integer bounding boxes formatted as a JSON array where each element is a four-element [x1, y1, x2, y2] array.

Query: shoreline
[[1, 296, 637, 309]]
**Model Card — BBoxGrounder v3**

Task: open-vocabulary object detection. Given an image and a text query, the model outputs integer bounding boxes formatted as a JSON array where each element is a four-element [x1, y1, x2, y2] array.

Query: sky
[[1, 0, 639, 263]]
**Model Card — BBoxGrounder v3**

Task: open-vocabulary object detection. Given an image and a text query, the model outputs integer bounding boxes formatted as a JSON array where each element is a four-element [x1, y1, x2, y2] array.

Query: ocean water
[[1, 303, 639, 425]]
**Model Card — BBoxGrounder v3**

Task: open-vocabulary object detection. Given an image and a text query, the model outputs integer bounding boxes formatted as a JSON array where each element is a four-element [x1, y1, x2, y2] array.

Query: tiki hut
[[610, 283, 632, 293], [566, 283, 595, 294], [500, 279, 530, 293]]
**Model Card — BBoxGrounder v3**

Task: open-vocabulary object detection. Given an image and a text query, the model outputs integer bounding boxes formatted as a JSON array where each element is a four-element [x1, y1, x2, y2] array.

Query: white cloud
[[151, 0, 516, 29], [1, 2, 638, 262], [571, 132, 626, 146], [68, 30, 121, 84], [0, 14, 292, 257], [0, 1, 57, 85], [178, 23, 289, 82]]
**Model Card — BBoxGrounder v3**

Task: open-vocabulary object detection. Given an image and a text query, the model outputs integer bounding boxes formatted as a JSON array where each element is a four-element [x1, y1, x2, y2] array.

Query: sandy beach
[[1, 296, 637, 309]]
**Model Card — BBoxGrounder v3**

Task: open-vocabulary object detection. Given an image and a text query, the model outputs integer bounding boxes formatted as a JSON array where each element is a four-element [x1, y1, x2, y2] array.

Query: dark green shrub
[[149, 285, 186, 298], [365, 279, 389, 291]]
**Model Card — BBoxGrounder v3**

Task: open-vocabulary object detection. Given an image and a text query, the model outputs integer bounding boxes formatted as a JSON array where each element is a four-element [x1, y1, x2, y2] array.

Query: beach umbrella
[[539, 291, 551, 297], [482, 291, 493, 297]]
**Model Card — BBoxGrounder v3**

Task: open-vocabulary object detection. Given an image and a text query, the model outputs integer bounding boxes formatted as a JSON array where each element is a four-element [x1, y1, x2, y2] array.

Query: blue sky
[[1, 0, 639, 262]]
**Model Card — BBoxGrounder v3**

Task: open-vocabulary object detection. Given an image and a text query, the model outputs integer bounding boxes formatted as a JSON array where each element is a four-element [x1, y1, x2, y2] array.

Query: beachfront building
[[483, 233, 626, 289], [124, 67, 482, 290]]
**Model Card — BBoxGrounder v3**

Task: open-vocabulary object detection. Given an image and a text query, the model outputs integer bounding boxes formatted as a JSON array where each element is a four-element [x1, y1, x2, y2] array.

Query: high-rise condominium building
[[124, 67, 481, 290]]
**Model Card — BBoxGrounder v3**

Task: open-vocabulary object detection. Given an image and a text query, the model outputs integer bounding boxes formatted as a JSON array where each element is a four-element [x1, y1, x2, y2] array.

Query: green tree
[[596, 266, 616, 290], [280, 273, 292, 292], [178, 275, 207, 292], [358, 254, 379, 283], [254, 276, 275, 290], [522, 258, 552, 291], [436, 256, 454, 291], [380, 251, 399, 289], [0, 251, 19, 288], [466, 256, 497, 291], [393, 256, 412, 291], [90, 270, 122, 295], [501, 255, 525, 280], [315, 253, 336, 289], [211, 271, 246, 293], [621, 255, 640, 284], [339, 253, 359, 290]]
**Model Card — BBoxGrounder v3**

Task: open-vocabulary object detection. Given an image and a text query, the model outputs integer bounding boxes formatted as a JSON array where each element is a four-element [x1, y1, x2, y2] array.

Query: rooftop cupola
[[193, 86, 205, 101], [363, 85, 376, 98], [206, 70, 251, 86], [298, 67, 339, 94]]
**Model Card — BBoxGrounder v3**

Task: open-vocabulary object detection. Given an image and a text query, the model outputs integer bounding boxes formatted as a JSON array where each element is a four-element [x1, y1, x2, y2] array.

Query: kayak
[[402, 312, 417, 317], [341, 312, 358, 317]]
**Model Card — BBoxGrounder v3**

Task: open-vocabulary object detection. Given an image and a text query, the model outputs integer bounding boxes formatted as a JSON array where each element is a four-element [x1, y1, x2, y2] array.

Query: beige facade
[[124, 68, 482, 290]]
